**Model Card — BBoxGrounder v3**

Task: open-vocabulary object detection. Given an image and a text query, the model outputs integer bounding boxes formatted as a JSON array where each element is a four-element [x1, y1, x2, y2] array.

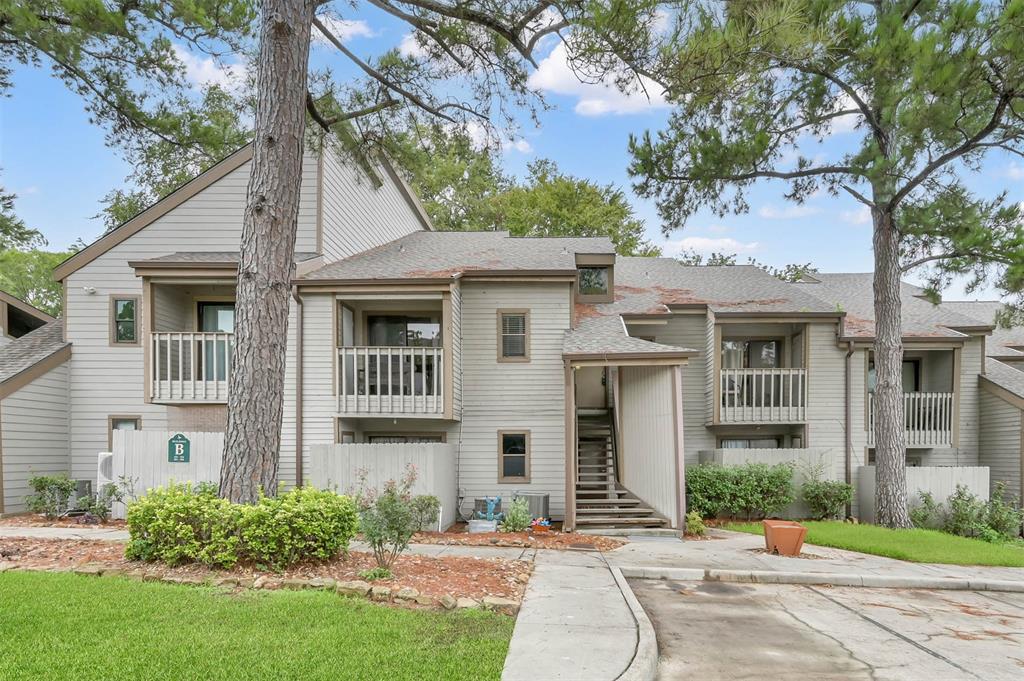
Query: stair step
[[576, 497, 640, 505], [575, 507, 656, 515], [576, 483, 618, 489], [575, 516, 670, 527], [575, 491, 627, 498]]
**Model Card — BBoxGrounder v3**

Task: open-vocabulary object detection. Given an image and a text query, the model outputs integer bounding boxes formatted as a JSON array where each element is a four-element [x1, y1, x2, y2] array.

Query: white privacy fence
[[102, 431, 225, 519], [308, 443, 457, 530], [856, 465, 990, 524], [698, 448, 836, 518]]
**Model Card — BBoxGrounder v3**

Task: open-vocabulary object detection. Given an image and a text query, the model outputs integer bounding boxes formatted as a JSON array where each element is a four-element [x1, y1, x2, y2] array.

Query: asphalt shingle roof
[[793, 273, 988, 339], [942, 301, 1024, 358], [982, 357, 1024, 399], [135, 251, 320, 265], [0, 320, 69, 387], [300, 231, 615, 281]]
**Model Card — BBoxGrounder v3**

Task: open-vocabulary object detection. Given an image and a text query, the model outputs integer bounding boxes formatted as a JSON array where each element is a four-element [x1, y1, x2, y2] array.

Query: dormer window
[[575, 254, 615, 303], [579, 267, 609, 296]]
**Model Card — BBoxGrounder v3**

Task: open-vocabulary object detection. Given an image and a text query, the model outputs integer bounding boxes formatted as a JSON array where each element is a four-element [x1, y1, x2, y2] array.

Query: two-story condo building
[[1, 138, 1021, 529]]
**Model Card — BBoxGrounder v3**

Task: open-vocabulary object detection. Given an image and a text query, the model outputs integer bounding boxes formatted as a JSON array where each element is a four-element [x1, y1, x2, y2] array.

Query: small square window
[[578, 267, 609, 296], [110, 296, 139, 345], [498, 431, 530, 483], [498, 310, 529, 362], [108, 416, 140, 449]]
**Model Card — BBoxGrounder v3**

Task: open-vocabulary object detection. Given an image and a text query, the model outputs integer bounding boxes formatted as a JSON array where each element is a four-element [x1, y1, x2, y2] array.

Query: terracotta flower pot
[[762, 519, 807, 556]]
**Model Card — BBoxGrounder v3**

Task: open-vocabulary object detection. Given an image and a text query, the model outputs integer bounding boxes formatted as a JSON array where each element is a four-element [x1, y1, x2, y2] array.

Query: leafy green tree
[[630, 1, 1024, 527], [491, 159, 660, 256], [0, 248, 75, 316], [99, 85, 253, 231], [0, 1, 255, 156], [677, 250, 817, 282], [0, 185, 43, 250]]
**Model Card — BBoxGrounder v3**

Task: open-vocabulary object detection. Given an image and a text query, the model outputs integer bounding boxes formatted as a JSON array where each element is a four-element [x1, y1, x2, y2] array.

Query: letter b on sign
[[168, 434, 191, 463]]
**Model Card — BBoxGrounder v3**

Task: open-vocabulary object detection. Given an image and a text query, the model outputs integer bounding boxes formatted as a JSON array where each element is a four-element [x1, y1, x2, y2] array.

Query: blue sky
[[3, 9, 1021, 301]]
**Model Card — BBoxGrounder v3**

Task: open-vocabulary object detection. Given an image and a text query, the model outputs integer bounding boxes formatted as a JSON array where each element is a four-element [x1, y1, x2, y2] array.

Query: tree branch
[[900, 249, 1013, 273], [363, 1, 469, 69], [663, 165, 857, 183]]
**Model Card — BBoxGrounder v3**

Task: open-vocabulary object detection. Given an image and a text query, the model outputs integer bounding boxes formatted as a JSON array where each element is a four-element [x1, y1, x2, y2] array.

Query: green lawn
[[0, 571, 513, 681], [727, 520, 1024, 567]]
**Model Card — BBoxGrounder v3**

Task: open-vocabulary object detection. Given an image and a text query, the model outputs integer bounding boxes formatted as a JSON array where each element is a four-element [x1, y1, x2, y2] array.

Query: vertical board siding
[[450, 282, 463, 418], [620, 365, 678, 525], [109, 430, 224, 519], [457, 281, 570, 518], [655, 314, 716, 467], [308, 443, 457, 528], [1, 365, 70, 513], [297, 294, 335, 483], [318, 145, 425, 262], [979, 389, 1023, 504], [856, 465, 990, 524]]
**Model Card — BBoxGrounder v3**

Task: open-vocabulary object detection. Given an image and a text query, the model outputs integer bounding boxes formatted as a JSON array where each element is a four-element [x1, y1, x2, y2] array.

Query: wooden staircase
[[574, 409, 669, 529]]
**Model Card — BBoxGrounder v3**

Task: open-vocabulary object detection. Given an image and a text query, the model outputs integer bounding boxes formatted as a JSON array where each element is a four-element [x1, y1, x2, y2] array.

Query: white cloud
[[460, 120, 533, 155], [668, 236, 760, 254], [506, 138, 534, 154], [757, 204, 819, 219], [173, 45, 246, 91], [315, 17, 377, 43], [1005, 162, 1024, 180], [840, 205, 871, 225], [528, 42, 668, 116], [398, 32, 427, 58]]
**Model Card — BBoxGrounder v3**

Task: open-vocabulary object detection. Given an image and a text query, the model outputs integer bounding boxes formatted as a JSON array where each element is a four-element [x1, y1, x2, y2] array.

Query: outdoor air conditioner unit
[[70, 479, 92, 512]]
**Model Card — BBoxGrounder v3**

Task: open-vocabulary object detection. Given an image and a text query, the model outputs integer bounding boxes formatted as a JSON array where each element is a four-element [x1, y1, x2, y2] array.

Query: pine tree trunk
[[871, 208, 912, 528], [220, 0, 316, 503]]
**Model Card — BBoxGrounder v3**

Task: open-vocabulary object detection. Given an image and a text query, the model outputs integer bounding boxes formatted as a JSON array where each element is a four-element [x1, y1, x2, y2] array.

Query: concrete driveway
[[630, 578, 1024, 681]]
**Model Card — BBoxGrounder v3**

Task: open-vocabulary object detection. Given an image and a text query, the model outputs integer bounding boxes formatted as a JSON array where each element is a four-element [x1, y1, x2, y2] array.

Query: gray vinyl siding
[[805, 322, 854, 480], [979, 388, 1023, 504], [650, 313, 716, 467], [619, 365, 679, 526], [450, 281, 463, 419], [318, 145, 426, 262], [952, 337, 983, 465], [704, 314, 715, 425], [1, 364, 70, 513], [64, 153, 319, 480], [457, 281, 571, 518], [294, 293, 334, 485]]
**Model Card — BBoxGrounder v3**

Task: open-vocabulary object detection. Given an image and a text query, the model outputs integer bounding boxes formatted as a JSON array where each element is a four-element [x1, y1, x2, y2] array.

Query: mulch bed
[[0, 537, 528, 604], [412, 525, 626, 552], [0, 514, 127, 529]]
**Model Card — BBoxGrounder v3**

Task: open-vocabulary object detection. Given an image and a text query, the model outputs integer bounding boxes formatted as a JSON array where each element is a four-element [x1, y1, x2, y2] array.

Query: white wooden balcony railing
[[719, 368, 807, 422], [868, 392, 954, 447], [338, 346, 444, 415], [150, 332, 233, 402]]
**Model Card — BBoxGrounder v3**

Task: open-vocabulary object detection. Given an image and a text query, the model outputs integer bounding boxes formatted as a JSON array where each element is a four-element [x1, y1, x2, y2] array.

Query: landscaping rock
[[415, 595, 434, 606], [439, 594, 457, 610], [482, 596, 519, 615], [281, 578, 311, 590], [143, 571, 163, 583], [100, 568, 125, 578], [455, 597, 479, 609], [253, 575, 271, 589], [370, 586, 391, 602], [515, 573, 530, 584], [307, 577, 336, 590], [73, 565, 104, 577], [336, 580, 372, 597], [395, 587, 419, 602], [236, 577, 255, 589], [179, 575, 207, 586], [0, 562, 17, 573], [212, 577, 239, 588], [161, 575, 185, 585]]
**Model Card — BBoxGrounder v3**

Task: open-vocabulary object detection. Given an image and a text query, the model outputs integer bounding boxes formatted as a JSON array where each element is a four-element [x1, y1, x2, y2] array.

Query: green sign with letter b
[[168, 434, 190, 463]]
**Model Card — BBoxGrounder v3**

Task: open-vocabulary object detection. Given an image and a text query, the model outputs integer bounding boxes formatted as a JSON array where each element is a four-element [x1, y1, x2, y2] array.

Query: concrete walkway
[[501, 549, 642, 681], [0, 525, 131, 541], [607, 529, 1024, 584]]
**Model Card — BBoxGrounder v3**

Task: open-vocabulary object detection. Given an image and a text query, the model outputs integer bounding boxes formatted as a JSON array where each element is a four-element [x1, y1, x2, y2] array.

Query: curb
[[610, 567, 659, 681], [617, 566, 1024, 593]]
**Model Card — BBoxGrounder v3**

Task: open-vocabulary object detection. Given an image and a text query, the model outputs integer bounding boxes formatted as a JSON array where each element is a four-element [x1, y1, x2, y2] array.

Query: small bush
[[801, 479, 853, 520], [910, 491, 941, 529], [943, 485, 988, 539], [984, 482, 1024, 541], [355, 465, 428, 570], [410, 495, 441, 531], [359, 567, 393, 581], [25, 474, 78, 519], [125, 482, 357, 570], [686, 463, 794, 520], [500, 497, 532, 533], [76, 482, 126, 523], [685, 510, 706, 536]]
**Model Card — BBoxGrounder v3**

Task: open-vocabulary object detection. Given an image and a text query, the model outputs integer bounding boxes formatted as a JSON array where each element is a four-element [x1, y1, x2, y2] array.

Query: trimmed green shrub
[[943, 485, 988, 539], [500, 497, 532, 533], [359, 567, 392, 581], [685, 510, 706, 536], [410, 495, 441, 531], [686, 462, 795, 520], [910, 491, 941, 529], [26, 474, 78, 519], [125, 483, 357, 570], [801, 479, 854, 520], [910, 483, 1023, 543], [984, 482, 1024, 541]]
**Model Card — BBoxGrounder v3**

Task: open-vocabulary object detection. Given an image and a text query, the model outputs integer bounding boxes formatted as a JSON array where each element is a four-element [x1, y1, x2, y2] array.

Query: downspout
[[292, 286, 304, 487], [844, 340, 855, 519]]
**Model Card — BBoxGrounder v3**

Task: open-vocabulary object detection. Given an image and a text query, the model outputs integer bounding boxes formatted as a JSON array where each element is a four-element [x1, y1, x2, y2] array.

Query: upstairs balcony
[[151, 331, 233, 403], [337, 345, 443, 415], [867, 392, 954, 448], [719, 367, 807, 423]]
